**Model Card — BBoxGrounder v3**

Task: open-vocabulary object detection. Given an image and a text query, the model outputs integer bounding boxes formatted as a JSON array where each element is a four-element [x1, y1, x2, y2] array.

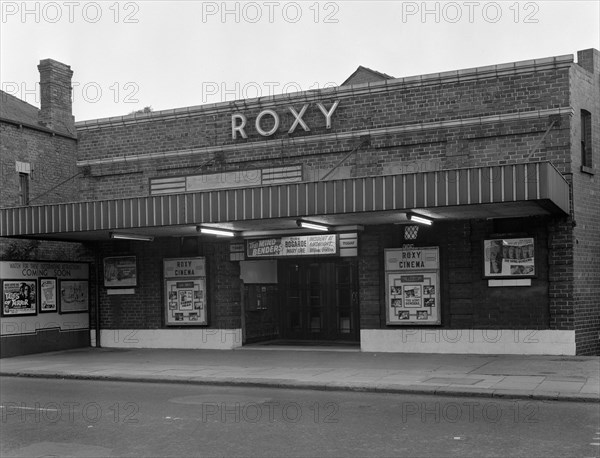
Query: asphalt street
[[1, 377, 599, 457]]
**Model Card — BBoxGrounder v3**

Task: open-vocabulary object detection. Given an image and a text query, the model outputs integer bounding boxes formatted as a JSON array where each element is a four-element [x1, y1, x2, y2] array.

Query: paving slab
[[0, 347, 598, 403]]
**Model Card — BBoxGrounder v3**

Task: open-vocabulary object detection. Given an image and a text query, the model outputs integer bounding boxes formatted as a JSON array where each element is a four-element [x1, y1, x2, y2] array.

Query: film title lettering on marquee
[[164, 257, 208, 326], [484, 238, 535, 277], [232, 101, 339, 139], [247, 235, 337, 258], [384, 247, 441, 325]]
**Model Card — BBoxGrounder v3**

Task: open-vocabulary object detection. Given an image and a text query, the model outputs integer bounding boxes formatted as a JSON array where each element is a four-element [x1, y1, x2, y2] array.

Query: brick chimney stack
[[37, 59, 74, 135]]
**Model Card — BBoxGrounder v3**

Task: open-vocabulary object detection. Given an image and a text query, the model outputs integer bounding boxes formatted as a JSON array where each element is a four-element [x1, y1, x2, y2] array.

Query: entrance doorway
[[279, 259, 359, 342]]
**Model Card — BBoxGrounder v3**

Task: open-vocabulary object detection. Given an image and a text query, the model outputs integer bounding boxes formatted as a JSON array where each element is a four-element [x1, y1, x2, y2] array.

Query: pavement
[[0, 345, 598, 403]]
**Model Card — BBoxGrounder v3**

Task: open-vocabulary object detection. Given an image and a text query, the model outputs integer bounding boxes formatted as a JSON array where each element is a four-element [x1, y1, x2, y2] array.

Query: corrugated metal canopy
[[1, 162, 570, 241]]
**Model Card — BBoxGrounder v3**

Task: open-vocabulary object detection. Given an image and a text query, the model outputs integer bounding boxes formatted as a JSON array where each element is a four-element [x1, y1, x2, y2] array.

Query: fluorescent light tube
[[408, 214, 433, 226], [199, 227, 236, 237], [297, 220, 329, 231], [110, 232, 154, 242]]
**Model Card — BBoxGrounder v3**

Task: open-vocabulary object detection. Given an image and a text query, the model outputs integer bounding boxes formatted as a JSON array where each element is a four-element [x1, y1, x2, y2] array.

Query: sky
[[1, 1, 599, 121]]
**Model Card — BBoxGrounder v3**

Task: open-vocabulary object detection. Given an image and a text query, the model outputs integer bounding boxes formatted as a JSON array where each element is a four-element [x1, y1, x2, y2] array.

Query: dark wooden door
[[280, 259, 358, 341]]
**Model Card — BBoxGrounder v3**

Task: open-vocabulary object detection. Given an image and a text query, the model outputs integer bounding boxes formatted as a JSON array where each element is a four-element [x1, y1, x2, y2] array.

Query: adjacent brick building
[[1, 50, 598, 356], [0, 60, 91, 357]]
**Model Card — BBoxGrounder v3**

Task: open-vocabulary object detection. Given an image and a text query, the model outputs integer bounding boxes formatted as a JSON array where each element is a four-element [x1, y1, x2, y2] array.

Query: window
[[581, 110, 592, 168], [19, 173, 29, 205]]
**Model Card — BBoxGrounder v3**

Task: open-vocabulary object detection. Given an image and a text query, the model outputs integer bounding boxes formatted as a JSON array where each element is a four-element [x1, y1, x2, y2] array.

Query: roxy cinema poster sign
[[231, 101, 339, 139]]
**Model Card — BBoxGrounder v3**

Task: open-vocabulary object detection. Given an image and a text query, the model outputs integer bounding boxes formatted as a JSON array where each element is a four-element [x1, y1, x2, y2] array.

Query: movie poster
[[103, 256, 137, 288], [385, 247, 441, 325], [39, 278, 58, 313], [484, 238, 535, 277], [2, 280, 37, 316], [60, 280, 89, 313], [164, 257, 208, 326]]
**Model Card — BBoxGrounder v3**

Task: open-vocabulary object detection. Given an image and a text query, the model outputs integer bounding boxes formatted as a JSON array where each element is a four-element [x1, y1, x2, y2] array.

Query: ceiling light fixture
[[407, 213, 433, 226], [296, 220, 329, 232], [198, 226, 236, 237], [110, 232, 154, 242]]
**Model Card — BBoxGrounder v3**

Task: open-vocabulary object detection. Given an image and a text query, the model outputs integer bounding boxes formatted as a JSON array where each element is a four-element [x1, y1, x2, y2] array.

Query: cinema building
[[1, 49, 599, 357]]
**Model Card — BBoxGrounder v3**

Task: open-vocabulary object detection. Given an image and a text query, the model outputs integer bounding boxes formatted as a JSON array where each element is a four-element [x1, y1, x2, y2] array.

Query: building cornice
[[75, 55, 574, 131]]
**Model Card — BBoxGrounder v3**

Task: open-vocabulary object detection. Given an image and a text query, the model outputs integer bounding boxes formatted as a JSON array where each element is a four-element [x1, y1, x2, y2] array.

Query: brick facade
[[2, 50, 599, 354], [570, 50, 600, 355]]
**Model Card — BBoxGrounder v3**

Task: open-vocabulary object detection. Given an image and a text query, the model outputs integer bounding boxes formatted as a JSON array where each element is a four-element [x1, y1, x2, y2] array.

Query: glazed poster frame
[[164, 257, 208, 326], [384, 247, 441, 326], [483, 238, 535, 278], [103, 256, 137, 288], [2, 279, 37, 316], [386, 271, 441, 325], [39, 277, 58, 313], [59, 280, 90, 313]]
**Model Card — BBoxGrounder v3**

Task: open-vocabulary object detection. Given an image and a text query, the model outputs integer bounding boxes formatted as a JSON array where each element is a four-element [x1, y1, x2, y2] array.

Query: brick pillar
[[547, 218, 575, 330]]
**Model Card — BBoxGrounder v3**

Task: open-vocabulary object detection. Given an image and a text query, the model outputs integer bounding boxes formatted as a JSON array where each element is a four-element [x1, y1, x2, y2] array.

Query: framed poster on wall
[[483, 238, 535, 278], [2, 280, 37, 316], [59, 280, 89, 313], [103, 256, 137, 288], [164, 257, 208, 326], [39, 278, 58, 313], [384, 247, 441, 325]]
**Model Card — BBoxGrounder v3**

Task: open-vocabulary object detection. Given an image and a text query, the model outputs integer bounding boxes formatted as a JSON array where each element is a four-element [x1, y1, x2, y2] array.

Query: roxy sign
[[231, 101, 339, 139]]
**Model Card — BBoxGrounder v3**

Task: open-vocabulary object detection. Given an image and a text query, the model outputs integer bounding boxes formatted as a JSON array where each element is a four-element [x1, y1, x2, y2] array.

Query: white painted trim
[[95, 329, 242, 350], [360, 329, 576, 355]]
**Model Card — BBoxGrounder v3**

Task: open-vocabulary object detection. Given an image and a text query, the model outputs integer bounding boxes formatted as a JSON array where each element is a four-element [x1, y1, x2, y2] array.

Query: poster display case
[[2, 280, 37, 316], [59, 280, 90, 313], [483, 238, 535, 277], [384, 247, 441, 325], [103, 256, 137, 288], [39, 278, 58, 313], [164, 257, 208, 326]]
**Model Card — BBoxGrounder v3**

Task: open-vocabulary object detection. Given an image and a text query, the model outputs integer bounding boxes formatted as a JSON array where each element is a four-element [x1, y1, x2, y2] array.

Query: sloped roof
[[341, 66, 394, 86], [0, 90, 40, 127]]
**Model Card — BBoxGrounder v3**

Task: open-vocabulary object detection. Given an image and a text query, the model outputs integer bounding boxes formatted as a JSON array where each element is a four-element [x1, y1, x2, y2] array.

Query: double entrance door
[[279, 259, 359, 342]]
